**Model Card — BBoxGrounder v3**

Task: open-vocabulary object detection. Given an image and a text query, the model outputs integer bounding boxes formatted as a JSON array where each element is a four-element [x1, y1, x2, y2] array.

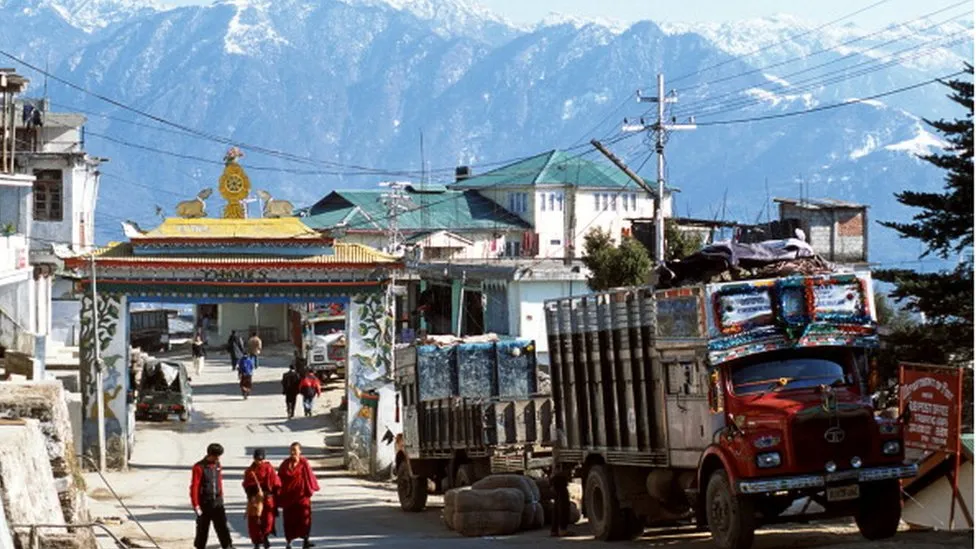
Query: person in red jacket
[[298, 372, 321, 418], [189, 443, 233, 549], [243, 448, 281, 549], [277, 442, 320, 548]]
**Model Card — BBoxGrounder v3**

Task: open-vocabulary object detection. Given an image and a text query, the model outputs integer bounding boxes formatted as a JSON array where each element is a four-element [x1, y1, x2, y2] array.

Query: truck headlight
[[882, 441, 901, 455], [756, 452, 781, 469], [878, 423, 899, 435]]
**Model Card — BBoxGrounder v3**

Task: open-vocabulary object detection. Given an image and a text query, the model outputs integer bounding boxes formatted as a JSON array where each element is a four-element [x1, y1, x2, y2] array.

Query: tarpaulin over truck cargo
[[657, 238, 835, 288]]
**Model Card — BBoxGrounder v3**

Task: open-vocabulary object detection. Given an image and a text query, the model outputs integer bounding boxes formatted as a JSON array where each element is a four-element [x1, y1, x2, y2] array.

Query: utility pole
[[90, 253, 106, 472], [380, 181, 409, 348], [623, 73, 696, 264]]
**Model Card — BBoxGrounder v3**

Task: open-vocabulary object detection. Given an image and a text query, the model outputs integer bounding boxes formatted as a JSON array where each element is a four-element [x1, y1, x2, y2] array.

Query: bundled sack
[[452, 487, 524, 537], [534, 477, 555, 502], [541, 499, 582, 526], [472, 474, 542, 530], [443, 486, 471, 531]]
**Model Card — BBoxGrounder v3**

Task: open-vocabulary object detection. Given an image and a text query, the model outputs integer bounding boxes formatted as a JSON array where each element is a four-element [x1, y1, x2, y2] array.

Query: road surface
[[86, 344, 974, 549]]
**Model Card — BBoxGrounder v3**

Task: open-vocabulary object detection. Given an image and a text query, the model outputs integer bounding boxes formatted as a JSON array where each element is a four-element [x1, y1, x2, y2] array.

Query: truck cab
[[303, 316, 346, 382]]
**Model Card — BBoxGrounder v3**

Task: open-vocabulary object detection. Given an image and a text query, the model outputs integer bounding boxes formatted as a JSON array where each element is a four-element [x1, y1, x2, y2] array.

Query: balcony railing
[[0, 234, 28, 274]]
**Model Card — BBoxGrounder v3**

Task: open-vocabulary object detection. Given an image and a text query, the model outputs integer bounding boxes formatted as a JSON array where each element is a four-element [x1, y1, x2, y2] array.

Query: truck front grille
[[791, 412, 873, 472]]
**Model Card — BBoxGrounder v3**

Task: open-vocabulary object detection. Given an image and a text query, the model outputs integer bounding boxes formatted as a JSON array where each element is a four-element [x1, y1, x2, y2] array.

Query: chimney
[[0, 69, 29, 174], [455, 165, 471, 182]]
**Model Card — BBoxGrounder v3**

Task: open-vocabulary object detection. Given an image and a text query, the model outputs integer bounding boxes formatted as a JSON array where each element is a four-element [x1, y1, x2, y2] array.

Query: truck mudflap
[[737, 464, 918, 495]]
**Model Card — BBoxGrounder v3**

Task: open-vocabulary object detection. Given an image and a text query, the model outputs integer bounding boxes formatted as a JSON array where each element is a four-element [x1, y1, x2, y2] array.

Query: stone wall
[[0, 381, 89, 525]]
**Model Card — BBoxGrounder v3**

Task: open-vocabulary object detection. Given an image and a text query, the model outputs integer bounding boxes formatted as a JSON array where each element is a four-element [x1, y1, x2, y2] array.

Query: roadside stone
[[0, 419, 66, 547]]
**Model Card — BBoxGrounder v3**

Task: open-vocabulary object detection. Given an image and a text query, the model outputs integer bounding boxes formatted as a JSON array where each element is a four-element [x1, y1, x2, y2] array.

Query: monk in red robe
[[242, 448, 281, 549], [277, 442, 320, 549]]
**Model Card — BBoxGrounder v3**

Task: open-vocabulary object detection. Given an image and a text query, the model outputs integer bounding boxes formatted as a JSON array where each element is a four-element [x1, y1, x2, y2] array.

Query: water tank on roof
[[455, 165, 471, 182]]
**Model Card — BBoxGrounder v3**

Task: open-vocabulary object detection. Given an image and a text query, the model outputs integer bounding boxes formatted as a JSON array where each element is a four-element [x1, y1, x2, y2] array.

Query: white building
[[15, 98, 104, 350]]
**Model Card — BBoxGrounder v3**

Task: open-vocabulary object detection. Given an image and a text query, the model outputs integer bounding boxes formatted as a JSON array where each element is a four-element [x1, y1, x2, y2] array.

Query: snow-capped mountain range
[[1, 0, 972, 265]]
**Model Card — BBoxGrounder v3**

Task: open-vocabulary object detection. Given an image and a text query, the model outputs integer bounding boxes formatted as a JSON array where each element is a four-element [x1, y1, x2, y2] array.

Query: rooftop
[[774, 197, 867, 210], [450, 149, 649, 191], [301, 186, 530, 233], [82, 240, 397, 266], [129, 217, 326, 240]]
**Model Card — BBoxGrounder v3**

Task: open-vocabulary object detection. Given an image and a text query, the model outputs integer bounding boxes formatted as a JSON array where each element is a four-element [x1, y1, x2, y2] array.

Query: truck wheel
[[585, 465, 628, 541], [396, 462, 428, 512], [454, 463, 475, 488], [855, 480, 901, 540], [705, 470, 755, 549]]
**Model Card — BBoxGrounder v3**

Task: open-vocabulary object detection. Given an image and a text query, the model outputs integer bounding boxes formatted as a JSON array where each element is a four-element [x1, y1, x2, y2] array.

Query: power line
[[668, 0, 897, 85], [690, 70, 967, 127], [673, 1, 970, 96], [674, 17, 972, 119]]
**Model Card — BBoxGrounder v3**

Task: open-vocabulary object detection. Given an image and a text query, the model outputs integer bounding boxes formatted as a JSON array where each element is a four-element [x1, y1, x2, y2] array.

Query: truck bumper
[[737, 463, 918, 495]]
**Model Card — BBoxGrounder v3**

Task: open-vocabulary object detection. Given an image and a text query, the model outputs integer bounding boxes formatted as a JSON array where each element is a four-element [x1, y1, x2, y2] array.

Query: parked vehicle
[[543, 272, 916, 549], [393, 338, 553, 512], [129, 309, 172, 352], [135, 360, 192, 422], [303, 316, 347, 382]]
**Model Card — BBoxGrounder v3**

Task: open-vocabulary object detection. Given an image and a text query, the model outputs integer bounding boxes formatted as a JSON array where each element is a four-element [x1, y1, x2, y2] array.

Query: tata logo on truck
[[823, 426, 845, 444]]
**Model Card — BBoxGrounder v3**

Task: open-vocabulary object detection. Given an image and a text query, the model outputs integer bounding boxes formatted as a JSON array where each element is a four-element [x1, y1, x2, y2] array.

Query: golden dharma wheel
[[219, 163, 250, 202]]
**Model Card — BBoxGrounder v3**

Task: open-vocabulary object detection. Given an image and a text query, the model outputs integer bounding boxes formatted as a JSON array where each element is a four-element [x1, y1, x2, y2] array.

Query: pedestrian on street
[[549, 469, 571, 537], [243, 448, 281, 549], [247, 331, 263, 369], [277, 442, 320, 549], [281, 364, 301, 419], [298, 371, 321, 418], [228, 330, 245, 371], [191, 333, 206, 379], [238, 354, 256, 399], [190, 443, 233, 549]]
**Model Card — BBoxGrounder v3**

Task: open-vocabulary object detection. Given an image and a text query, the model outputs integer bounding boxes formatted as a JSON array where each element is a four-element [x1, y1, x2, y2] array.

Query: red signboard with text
[[899, 363, 962, 453]]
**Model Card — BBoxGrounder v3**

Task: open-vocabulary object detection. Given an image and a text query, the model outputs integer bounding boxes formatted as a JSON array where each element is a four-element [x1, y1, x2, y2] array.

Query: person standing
[[228, 330, 245, 371], [298, 371, 321, 418], [243, 448, 281, 549], [238, 354, 256, 399], [549, 469, 571, 537], [190, 443, 233, 549], [247, 331, 263, 369], [281, 365, 301, 419], [277, 442, 320, 549], [191, 333, 206, 379]]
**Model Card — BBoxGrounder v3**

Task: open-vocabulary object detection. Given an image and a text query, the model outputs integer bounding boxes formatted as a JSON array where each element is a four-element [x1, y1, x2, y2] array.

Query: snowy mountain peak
[[336, 0, 518, 37], [18, 0, 161, 32], [536, 11, 628, 34], [221, 0, 289, 56]]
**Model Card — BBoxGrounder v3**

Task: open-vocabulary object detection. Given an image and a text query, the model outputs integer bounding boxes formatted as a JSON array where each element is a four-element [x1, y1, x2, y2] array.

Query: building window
[[548, 193, 555, 211], [550, 239, 561, 245], [557, 193, 564, 211], [623, 194, 629, 212], [611, 194, 617, 211], [631, 194, 638, 210], [594, 194, 600, 210], [34, 170, 63, 222], [505, 241, 521, 257], [539, 192, 546, 211], [508, 192, 528, 214]]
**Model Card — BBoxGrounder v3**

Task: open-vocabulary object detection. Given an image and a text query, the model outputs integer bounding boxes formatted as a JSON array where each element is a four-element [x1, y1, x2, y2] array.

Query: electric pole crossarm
[[590, 140, 655, 197]]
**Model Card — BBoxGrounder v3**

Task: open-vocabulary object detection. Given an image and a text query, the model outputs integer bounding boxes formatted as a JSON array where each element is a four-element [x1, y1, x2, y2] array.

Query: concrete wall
[[0, 381, 88, 525], [0, 420, 66, 547], [779, 204, 867, 263], [216, 302, 289, 343], [507, 279, 583, 366], [0, 277, 34, 337]]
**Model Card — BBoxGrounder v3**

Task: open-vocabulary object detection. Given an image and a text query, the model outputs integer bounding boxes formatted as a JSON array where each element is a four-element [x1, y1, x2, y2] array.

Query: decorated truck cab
[[544, 272, 916, 549]]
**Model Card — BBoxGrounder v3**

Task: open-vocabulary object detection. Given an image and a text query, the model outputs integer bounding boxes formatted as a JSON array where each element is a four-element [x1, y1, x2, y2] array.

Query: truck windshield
[[730, 354, 853, 396]]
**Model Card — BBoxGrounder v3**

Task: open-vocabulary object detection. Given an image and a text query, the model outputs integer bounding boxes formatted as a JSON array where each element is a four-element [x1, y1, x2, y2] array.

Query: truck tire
[[585, 465, 629, 541], [705, 470, 755, 549], [396, 462, 428, 512], [855, 480, 901, 540], [454, 463, 475, 488]]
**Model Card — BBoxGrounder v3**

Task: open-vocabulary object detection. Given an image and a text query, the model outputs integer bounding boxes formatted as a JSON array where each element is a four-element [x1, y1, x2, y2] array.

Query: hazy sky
[[161, 0, 932, 29]]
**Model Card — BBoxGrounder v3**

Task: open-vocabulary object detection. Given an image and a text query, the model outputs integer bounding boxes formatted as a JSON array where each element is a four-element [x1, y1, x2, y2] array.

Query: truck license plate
[[826, 484, 859, 502]]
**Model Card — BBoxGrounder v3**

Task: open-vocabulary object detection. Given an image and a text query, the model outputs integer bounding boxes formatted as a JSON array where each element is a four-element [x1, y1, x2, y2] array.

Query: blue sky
[[161, 0, 930, 29]]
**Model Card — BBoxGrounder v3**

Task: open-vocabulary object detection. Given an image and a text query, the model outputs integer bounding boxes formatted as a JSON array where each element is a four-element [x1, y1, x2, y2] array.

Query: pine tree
[[875, 65, 973, 368], [582, 228, 652, 291]]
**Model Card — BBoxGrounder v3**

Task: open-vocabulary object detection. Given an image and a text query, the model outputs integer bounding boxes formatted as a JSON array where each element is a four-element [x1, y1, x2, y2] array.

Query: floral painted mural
[[345, 291, 397, 476], [79, 291, 129, 469]]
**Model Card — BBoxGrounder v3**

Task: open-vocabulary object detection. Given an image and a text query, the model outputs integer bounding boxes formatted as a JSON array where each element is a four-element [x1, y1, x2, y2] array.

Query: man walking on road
[[191, 333, 206, 380], [277, 442, 320, 549], [298, 371, 321, 418], [247, 331, 263, 369], [238, 354, 256, 399], [228, 330, 245, 371], [281, 365, 301, 419], [190, 443, 233, 549]]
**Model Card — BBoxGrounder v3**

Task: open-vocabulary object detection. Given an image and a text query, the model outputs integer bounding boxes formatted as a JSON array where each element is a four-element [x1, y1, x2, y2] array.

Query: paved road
[[86, 345, 974, 549]]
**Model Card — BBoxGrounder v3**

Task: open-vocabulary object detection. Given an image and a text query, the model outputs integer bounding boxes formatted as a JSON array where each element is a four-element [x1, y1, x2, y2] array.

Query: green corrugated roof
[[302, 189, 530, 232], [962, 434, 974, 458], [451, 149, 643, 190]]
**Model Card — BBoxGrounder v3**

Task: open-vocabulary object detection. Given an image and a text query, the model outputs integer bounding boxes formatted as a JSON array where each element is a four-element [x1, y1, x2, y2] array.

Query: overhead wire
[[667, 0, 897, 85]]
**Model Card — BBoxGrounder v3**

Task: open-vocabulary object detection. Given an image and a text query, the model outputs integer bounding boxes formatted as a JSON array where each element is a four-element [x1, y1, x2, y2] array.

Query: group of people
[[281, 365, 321, 419], [191, 442, 321, 549]]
